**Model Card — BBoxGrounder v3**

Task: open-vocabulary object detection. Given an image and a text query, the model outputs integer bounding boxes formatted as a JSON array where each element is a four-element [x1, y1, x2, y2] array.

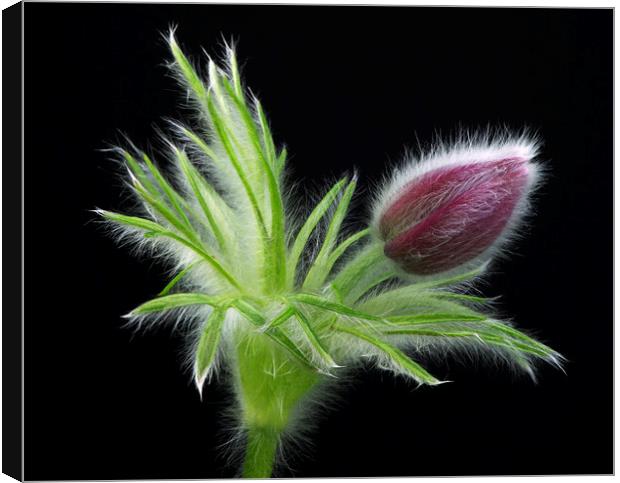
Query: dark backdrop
[[24, 4, 612, 479]]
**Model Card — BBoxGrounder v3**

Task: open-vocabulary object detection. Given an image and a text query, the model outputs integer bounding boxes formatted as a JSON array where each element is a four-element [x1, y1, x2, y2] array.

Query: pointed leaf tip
[[194, 367, 206, 398], [194, 308, 226, 391]]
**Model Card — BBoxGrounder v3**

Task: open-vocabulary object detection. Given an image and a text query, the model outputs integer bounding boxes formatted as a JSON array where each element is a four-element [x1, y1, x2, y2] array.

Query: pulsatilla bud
[[374, 140, 539, 276]]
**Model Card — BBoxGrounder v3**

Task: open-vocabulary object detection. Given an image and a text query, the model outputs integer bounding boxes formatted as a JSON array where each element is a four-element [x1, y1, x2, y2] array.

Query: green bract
[[98, 33, 562, 478]]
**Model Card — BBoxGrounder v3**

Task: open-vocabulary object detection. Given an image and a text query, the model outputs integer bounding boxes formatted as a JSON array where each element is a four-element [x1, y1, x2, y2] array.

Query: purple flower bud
[[373, 140, 539, 276]]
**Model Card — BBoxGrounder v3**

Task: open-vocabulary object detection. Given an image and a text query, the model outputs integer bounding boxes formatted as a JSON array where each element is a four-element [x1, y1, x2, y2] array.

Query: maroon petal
[[380, 157, 531, 275]]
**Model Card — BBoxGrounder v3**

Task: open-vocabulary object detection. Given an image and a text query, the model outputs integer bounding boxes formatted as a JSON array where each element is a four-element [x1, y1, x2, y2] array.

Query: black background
[[24, 4, 612, 479]]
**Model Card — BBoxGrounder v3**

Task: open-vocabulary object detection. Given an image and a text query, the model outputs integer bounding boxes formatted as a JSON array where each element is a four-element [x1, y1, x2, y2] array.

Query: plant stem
[[242, 426, 280, 478], [235, 332, 319, 478], [331, 242, 384, 298]]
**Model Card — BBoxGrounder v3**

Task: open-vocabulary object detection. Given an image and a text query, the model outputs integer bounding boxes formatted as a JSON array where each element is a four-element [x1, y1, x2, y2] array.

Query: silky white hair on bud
[[370, 129, 544, 281]]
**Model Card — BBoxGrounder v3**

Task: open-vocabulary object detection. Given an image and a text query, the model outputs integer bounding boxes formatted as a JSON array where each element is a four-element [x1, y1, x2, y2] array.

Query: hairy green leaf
[[346, 268, 398, 305], [357, 285, 484, 318], [232, 301, 323, 371], [326, 228, 370, 272], [232, 299, 266, 327], [159, 261, 200, 296], [331, 243, 385, 298], [175, 148, 228, 250], [388, 313, 487, 324], [261, 306, 296, 331], [206, 93, 269, 238], [275, 147, 287, 175], [226, 45, 244, 99], [142, 152, 193, 228], [334, 324, 443, 385], [195, 307, 226, 392], [291, 293, 384, 322], [221, 78, 287, 291], [293, 308, 338, 369], [255, 100, 277, 168], [303, 179, 357, 290], [414, 265, 487, 290], [130, 293, 220, 316], [99, 210, 167, 234], [169, 33, 208, 104], [102, 208, 241, 289], [264, 327, 319, 371], [287, 178, 347, 288]]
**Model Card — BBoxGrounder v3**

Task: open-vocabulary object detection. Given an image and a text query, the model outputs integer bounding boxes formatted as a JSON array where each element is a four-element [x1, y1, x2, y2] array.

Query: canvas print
[[16, 3, 613, 480]]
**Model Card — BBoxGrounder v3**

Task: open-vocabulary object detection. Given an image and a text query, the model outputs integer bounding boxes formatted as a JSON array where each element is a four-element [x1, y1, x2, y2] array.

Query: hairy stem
[[234, 331, 320, 478], [242, 426, 280, 478], [331, 241, 385, 300]]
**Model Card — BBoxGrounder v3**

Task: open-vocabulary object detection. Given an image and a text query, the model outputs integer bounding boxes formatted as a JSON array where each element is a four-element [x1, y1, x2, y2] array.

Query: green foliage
[[99, 33, 562, 478], [195, 307, 226, 390]]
